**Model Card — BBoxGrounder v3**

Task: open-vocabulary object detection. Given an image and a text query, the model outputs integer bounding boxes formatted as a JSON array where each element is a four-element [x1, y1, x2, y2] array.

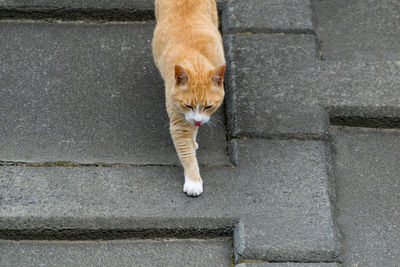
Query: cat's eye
[[204, 105, 213, 111], [185, 104, 193, 110]]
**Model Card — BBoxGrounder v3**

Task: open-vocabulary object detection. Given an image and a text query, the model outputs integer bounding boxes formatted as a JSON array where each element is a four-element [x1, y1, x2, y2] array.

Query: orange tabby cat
[[152, 0, 225, 196]]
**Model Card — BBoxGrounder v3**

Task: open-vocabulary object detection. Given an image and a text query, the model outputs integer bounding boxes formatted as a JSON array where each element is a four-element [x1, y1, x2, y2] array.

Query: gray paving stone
[[0, 139, 340, 262], [225, 34, 400, 139], [0, 21, 229, 166], [314, 0, 400, 60], [236, 263, 341, 267], [332, 126, 400, 266], [222, 0, 313, 34], [0, 239, 232, 266]]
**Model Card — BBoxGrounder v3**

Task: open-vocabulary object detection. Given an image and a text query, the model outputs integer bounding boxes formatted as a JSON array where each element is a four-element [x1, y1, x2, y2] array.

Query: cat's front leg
[[194, 127, 199, 150], [170, 117, 203, 196]]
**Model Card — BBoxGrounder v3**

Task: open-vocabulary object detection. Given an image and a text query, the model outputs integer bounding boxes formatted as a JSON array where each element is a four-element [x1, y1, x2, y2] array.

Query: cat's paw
[[194, 141, 199, 150], [183, 176, 203, 197]]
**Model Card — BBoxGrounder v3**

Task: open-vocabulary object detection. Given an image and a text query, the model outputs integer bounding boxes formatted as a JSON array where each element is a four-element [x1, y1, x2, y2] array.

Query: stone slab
[[0, 21, 230, 166], [236, 263, 341, 267], [0, 239, 232, 266], [224, 33, 327, 139], [222, 0, 313, 34], [224, 33, 400, 139], [314, 0, 400, 60], [0, 139, 340, 262], [332, 126, 400, 266]]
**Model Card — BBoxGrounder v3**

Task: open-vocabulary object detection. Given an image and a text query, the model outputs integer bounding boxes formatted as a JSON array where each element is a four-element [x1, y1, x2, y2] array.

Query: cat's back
[[154, 0, 218, 40], [153, 0, 223, 71], [155, 0, 217, 24]]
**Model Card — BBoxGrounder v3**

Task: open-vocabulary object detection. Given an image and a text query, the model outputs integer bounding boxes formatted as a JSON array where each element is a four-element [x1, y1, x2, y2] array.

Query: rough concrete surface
[[0, 238, 233, 266], [0, 21, 229, 166], [314, 0, 400, 60], [225, 33, 400, 138], [1, 0, 398, 265], [332, 127, 400, 267], [224, 33, 326, 139], [0, 140, 339, 262], [222, 0, 313, 34]]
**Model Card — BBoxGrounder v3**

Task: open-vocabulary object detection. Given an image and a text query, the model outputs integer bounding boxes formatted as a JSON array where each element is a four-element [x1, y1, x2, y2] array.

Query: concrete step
[[0, 21, 230, 166], [0, 238, 232, 266], [225, 33, 400, 139], [333, 127, 400, 266], [314, 0, 400, 61]]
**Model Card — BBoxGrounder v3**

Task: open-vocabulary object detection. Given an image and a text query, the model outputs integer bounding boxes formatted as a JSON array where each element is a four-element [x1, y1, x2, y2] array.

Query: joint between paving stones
[[322, 142, 343, 262], [229, 133, 331, 142], [0, 8, 155, 22], [223, 28, 315, 35], [223, 34, 239, 139], [236, 259, 341, 264], [0, 228, 234, 241], [327, 106, 400, 129], [0, 161, 234, 168], [329, 116, 400, 129], [327, 133, 345, 262], [227, 117, 400, 143]]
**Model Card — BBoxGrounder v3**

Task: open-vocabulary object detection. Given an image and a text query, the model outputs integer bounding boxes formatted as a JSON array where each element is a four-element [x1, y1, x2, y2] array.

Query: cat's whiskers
[[209, 115, 224, 128], [215, 117, 224, 126], [206, 116, 220, 135], [207, 120, 215, 135]]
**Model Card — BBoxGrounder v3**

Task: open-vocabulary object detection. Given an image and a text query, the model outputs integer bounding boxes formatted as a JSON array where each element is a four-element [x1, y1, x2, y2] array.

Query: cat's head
[[172, 64, 225, 127]]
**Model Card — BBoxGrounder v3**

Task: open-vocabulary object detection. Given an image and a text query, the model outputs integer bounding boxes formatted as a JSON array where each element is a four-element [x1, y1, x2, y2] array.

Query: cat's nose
[[193, 120, 202, 126]]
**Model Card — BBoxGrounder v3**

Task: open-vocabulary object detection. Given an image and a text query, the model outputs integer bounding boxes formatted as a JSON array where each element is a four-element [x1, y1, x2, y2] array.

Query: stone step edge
[[0, 160, 233, 168], [0, 7, 154, 22], [328, 106, 400, 129], [0, 227, 234, 241], [0, 217, 237, 241], [0, 219, 341, 264]]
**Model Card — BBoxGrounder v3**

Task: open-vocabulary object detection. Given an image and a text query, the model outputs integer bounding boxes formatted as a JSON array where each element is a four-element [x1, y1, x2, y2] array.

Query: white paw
[[194, 141, 199, 150], [183, 176, 203, 197]]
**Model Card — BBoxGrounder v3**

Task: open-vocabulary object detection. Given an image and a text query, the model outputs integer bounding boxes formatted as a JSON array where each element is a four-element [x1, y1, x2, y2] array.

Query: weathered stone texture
[[0, 239, 233, 266], [333, 126, 400, 266], [222, 0, 313, 33], [225, 34, 400, 138], [0, 140, 340, 262]]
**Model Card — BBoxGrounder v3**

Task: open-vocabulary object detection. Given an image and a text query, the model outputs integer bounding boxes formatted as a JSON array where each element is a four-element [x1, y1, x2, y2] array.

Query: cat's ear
[[211, 65, 225, 87], [175, 65, 188, 86]]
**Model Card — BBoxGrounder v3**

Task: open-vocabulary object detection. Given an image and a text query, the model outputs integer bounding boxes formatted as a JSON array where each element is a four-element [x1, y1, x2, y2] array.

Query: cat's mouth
[[184, 114, 210, 127], [193, 121, 202, 127]]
